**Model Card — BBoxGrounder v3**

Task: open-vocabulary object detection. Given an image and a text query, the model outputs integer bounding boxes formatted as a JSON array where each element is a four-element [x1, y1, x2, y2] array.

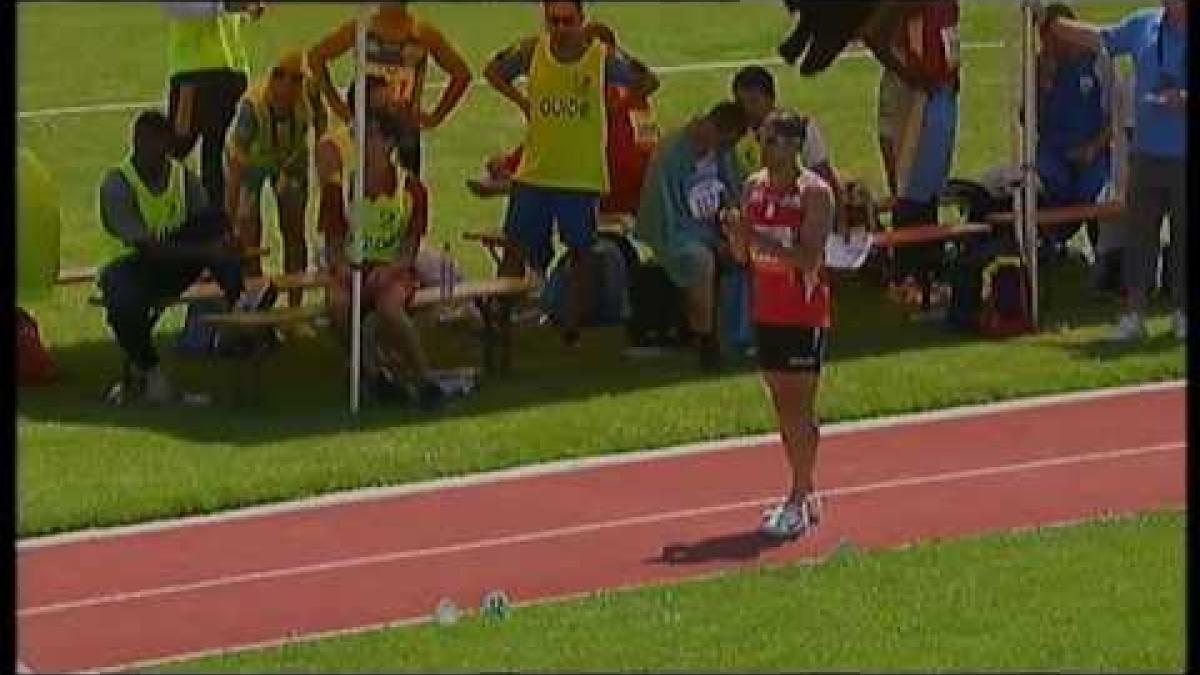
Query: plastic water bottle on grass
[[434, 598, 461, 626], [830, 536, 859, 563], [481, 590, 511, 619]]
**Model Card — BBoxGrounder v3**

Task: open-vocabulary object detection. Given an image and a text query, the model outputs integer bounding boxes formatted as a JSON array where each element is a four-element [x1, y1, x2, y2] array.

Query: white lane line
[[18, 379, 1184, 551], [19, 440, 1183, 620], [17, 41, 1005, 120], [77, 511, 1144, 675]]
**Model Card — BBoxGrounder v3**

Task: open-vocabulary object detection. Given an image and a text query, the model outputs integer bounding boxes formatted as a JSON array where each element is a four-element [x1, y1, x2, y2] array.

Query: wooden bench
[[984, 201, 1124, 231], [190, 274, 535, 404], [56, 247, 270, 286], [198, 305, 328, 404], [464, 214, 635, 272], [867, 222, 994, 311], [872, 222, 992, 248], [410, 275, 536, 374], [87, 269, 329, 405], [86, 269, 330, 308], [57, 266, 99, 285]]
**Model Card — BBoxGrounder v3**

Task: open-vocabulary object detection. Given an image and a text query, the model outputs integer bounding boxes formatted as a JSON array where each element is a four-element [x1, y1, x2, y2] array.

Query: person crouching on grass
[[326, 109, 444, 411], [723, 111, 834, 539]]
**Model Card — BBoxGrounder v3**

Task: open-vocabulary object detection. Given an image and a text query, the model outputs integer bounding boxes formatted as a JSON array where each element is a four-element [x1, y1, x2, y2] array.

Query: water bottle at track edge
[[434, 597, 461, 625], [481, 589, 511, 619]]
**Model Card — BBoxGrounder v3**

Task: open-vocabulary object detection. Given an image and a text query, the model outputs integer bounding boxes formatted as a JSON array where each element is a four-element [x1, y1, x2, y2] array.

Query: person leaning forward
[[225, 49, 327, 309], [98, 111, 248, 406], [1042, 0, 1188, 343]]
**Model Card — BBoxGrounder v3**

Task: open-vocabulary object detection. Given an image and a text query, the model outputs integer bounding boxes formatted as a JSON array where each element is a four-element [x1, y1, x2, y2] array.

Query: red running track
[[17, 384, 1186, 673]]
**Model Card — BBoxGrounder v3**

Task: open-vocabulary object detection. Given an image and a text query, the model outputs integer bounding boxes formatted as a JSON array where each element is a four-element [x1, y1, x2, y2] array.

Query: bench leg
[[228, 356, 246, 407], [478, 298, 499, 374], [497, 296, 515, 374]]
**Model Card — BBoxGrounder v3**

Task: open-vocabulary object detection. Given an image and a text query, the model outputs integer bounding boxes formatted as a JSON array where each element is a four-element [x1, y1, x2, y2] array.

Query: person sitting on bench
[[325, 108, 445, 410], [634, 101, 748, 371], [1036, 2, 1116, 260], [98, 110, 247, 405]]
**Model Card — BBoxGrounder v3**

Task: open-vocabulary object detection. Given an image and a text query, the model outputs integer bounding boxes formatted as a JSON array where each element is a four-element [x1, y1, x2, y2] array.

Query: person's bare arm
[[396, 177, 428, 269], [223, 101, 256, 216], [308, 21, 356, 123], [483, 38, 535, 118], [791, 180, 835, 272], [419, 25, 473, 129], [306, 79, 329, 141]]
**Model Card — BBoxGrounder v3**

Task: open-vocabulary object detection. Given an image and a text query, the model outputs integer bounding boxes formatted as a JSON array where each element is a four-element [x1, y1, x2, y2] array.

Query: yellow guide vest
[[981, 255, 1024, 302], [349, 164, 414, 264], [116, 158, 188, 245], [734, 132, 763, 179], [167, 12, 249, 76], [734, 127, 806, 180], [239, 81, 316, 169], [515, 35, 608, 192]]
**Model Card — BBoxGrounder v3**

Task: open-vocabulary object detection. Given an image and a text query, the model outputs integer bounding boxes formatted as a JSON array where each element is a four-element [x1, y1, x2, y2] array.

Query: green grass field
[[17, 3, 1185, 672], [151, 511, 1185, 673], [16, 1, 1181, 539]]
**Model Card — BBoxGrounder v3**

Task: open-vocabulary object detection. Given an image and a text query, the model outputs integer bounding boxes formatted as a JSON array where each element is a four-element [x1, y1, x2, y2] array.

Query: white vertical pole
[[349, 3, 372, 415], [1020, 0, 1040, 328]]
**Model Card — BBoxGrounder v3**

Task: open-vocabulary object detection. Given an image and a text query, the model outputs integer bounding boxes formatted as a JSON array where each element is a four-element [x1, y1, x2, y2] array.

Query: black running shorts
[[754, 324, 828, 373]]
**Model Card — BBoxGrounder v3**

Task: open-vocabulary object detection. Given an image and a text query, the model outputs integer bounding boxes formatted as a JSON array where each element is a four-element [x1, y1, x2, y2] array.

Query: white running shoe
[[1172, 311, 1186, 340], [760, 493, 822, 539], [1111, 312, 1147, 343]]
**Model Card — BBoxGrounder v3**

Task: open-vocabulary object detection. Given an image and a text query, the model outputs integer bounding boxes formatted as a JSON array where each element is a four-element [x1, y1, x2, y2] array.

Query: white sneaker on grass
[[1110, 312, 1147, 343], [760, 493, 822, 540]]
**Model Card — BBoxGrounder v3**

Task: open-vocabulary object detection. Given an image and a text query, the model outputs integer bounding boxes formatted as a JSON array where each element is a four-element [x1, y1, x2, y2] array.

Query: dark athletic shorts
[[754, 324, 828, 373]]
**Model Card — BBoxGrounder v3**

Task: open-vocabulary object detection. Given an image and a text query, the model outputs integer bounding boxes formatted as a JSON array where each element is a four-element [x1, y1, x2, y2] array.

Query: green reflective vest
[[167, 12, 249, 76], [114, 158, 188, 254], [350, 165, 414, 264], [239, 82, 315, 170]]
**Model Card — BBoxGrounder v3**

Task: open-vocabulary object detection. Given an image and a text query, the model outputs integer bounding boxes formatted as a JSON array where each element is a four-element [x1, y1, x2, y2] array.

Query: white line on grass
[[17, 41, 1005, 120], [17, 379, 1185, 551], [19, 439, 1183, 620]]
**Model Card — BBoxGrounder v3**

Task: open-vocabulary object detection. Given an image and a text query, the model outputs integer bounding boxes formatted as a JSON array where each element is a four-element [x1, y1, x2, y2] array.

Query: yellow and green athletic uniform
[[228, 78, 325, 203], [336, 158, 428, 310], [163, 1, 257, 205], [488, 34, 641, 272]]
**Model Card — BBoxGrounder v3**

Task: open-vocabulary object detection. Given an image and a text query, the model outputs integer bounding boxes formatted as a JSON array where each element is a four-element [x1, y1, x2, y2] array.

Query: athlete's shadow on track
[[649, 530, 790, 565]]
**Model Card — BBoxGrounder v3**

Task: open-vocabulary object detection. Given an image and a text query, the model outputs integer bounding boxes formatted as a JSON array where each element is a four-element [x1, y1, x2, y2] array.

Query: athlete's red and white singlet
[[742, 169, 832, 329]]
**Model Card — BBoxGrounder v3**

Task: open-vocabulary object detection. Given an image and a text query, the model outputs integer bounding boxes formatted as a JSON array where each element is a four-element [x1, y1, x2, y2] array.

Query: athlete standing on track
[[724, 111, 835, 539]]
